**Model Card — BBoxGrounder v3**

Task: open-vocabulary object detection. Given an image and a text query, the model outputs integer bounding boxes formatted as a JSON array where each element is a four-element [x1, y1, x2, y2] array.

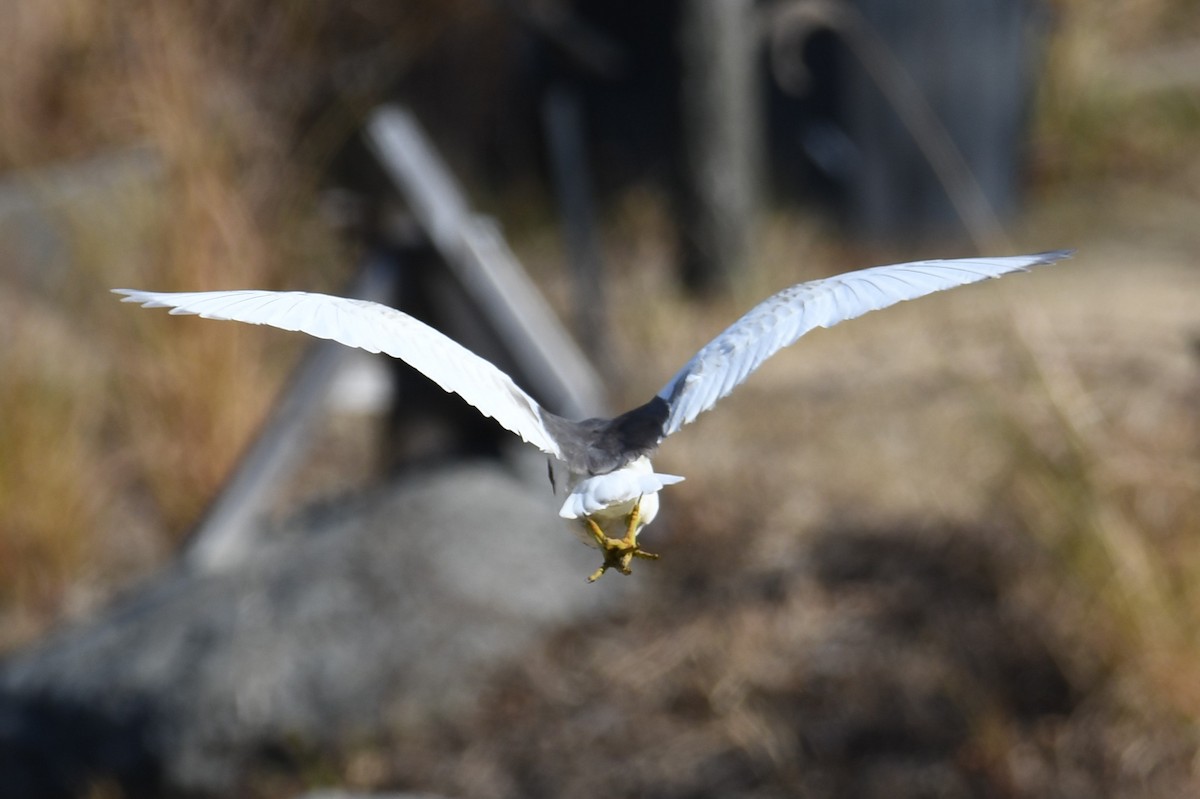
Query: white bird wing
[[113, 288, 563, 457], [655, 250, 1072, 438]]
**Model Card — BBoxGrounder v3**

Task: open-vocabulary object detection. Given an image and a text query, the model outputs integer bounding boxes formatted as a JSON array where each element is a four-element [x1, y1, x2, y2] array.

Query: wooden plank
[[365, 105, 606, 421], [184, 255, 400, 573]]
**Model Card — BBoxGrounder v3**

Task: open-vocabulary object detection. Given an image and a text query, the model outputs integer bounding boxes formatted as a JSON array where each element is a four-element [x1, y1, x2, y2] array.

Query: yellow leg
[[624, 496, 658, 561], [622, 498, 642, 546], [584, 517, 607, 548]]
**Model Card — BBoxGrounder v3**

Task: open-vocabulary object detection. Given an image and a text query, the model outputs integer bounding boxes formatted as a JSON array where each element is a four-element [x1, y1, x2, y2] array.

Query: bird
[[115, 249, 1071, 582]]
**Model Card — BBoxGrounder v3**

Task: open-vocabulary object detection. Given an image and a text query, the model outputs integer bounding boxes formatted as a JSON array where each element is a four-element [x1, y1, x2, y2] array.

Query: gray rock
[[0, 461, 628, 796]]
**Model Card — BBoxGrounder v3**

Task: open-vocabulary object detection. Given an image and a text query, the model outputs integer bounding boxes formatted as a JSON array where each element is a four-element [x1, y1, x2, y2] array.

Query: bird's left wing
[[113, 288, 564, 457], [656, 250, 1072, 438]]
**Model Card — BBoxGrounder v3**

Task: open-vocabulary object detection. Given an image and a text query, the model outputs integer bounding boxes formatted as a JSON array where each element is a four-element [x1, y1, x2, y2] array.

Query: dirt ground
[[239, 204, 1200, 798]]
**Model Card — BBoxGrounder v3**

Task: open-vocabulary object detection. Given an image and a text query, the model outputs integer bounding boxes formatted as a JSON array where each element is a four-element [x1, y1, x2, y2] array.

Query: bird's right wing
[[113, 288, 564, 457], [655, 250, 1072, 438]]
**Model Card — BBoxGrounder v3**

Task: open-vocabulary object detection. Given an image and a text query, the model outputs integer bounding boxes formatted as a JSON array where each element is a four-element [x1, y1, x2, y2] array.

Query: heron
[[115, 249, 1071, 582]]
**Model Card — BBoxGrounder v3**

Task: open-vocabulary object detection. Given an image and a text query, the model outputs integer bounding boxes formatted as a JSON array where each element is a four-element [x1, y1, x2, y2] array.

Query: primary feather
[[656, 250, 1073, 437], [112, 288, 563, 457]]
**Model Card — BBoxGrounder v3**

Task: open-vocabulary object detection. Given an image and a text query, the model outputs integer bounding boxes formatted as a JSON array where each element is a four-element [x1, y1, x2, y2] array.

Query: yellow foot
[[583, 497, 659, 583]]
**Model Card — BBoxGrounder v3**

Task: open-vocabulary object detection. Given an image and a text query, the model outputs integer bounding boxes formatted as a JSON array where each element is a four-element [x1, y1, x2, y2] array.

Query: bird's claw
[[585, 543, 659, 583], [583, 498, 657, 583]]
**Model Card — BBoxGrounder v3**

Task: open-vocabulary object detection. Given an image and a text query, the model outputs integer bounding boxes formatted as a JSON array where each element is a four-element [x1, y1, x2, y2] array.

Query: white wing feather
[[113, 288, 563, 457], [656, 250, 1072, 437]]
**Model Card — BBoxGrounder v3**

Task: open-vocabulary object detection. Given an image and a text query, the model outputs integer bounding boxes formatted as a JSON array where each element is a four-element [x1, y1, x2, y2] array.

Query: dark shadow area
[[371, 520, 1117, 799], [0, 690, 162, 799], [808, 526, 1078, 723]]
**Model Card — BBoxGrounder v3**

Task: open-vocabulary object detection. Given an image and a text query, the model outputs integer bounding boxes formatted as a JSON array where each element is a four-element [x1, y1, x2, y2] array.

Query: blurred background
[[1, 0, 1199, 797]]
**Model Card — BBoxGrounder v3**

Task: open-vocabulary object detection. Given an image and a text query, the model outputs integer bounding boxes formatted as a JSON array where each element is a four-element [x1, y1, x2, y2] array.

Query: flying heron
[[115, 249, 1071, 582]]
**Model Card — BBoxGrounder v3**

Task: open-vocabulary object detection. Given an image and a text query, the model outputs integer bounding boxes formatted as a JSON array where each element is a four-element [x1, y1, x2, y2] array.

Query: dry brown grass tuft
[[0, 1, 518, 645], [0, 1, 375, 642]]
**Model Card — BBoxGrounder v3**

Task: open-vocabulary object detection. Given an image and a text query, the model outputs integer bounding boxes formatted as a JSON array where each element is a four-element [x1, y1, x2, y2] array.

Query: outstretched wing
[[113, 288, 564, 457], [656, 250, 1072, 438]]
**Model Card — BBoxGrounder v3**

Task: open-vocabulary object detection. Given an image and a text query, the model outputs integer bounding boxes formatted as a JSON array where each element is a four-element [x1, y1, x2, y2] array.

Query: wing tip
[[1029, 248, 1076, 265], [112, 288, 165, 307], [112, 288, 188, 311], [977, 248, 1075, 280]]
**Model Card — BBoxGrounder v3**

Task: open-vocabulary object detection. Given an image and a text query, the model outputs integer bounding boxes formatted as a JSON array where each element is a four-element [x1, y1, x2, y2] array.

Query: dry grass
[[0, 1, 511, 642], [0, 1, 367, 641]]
